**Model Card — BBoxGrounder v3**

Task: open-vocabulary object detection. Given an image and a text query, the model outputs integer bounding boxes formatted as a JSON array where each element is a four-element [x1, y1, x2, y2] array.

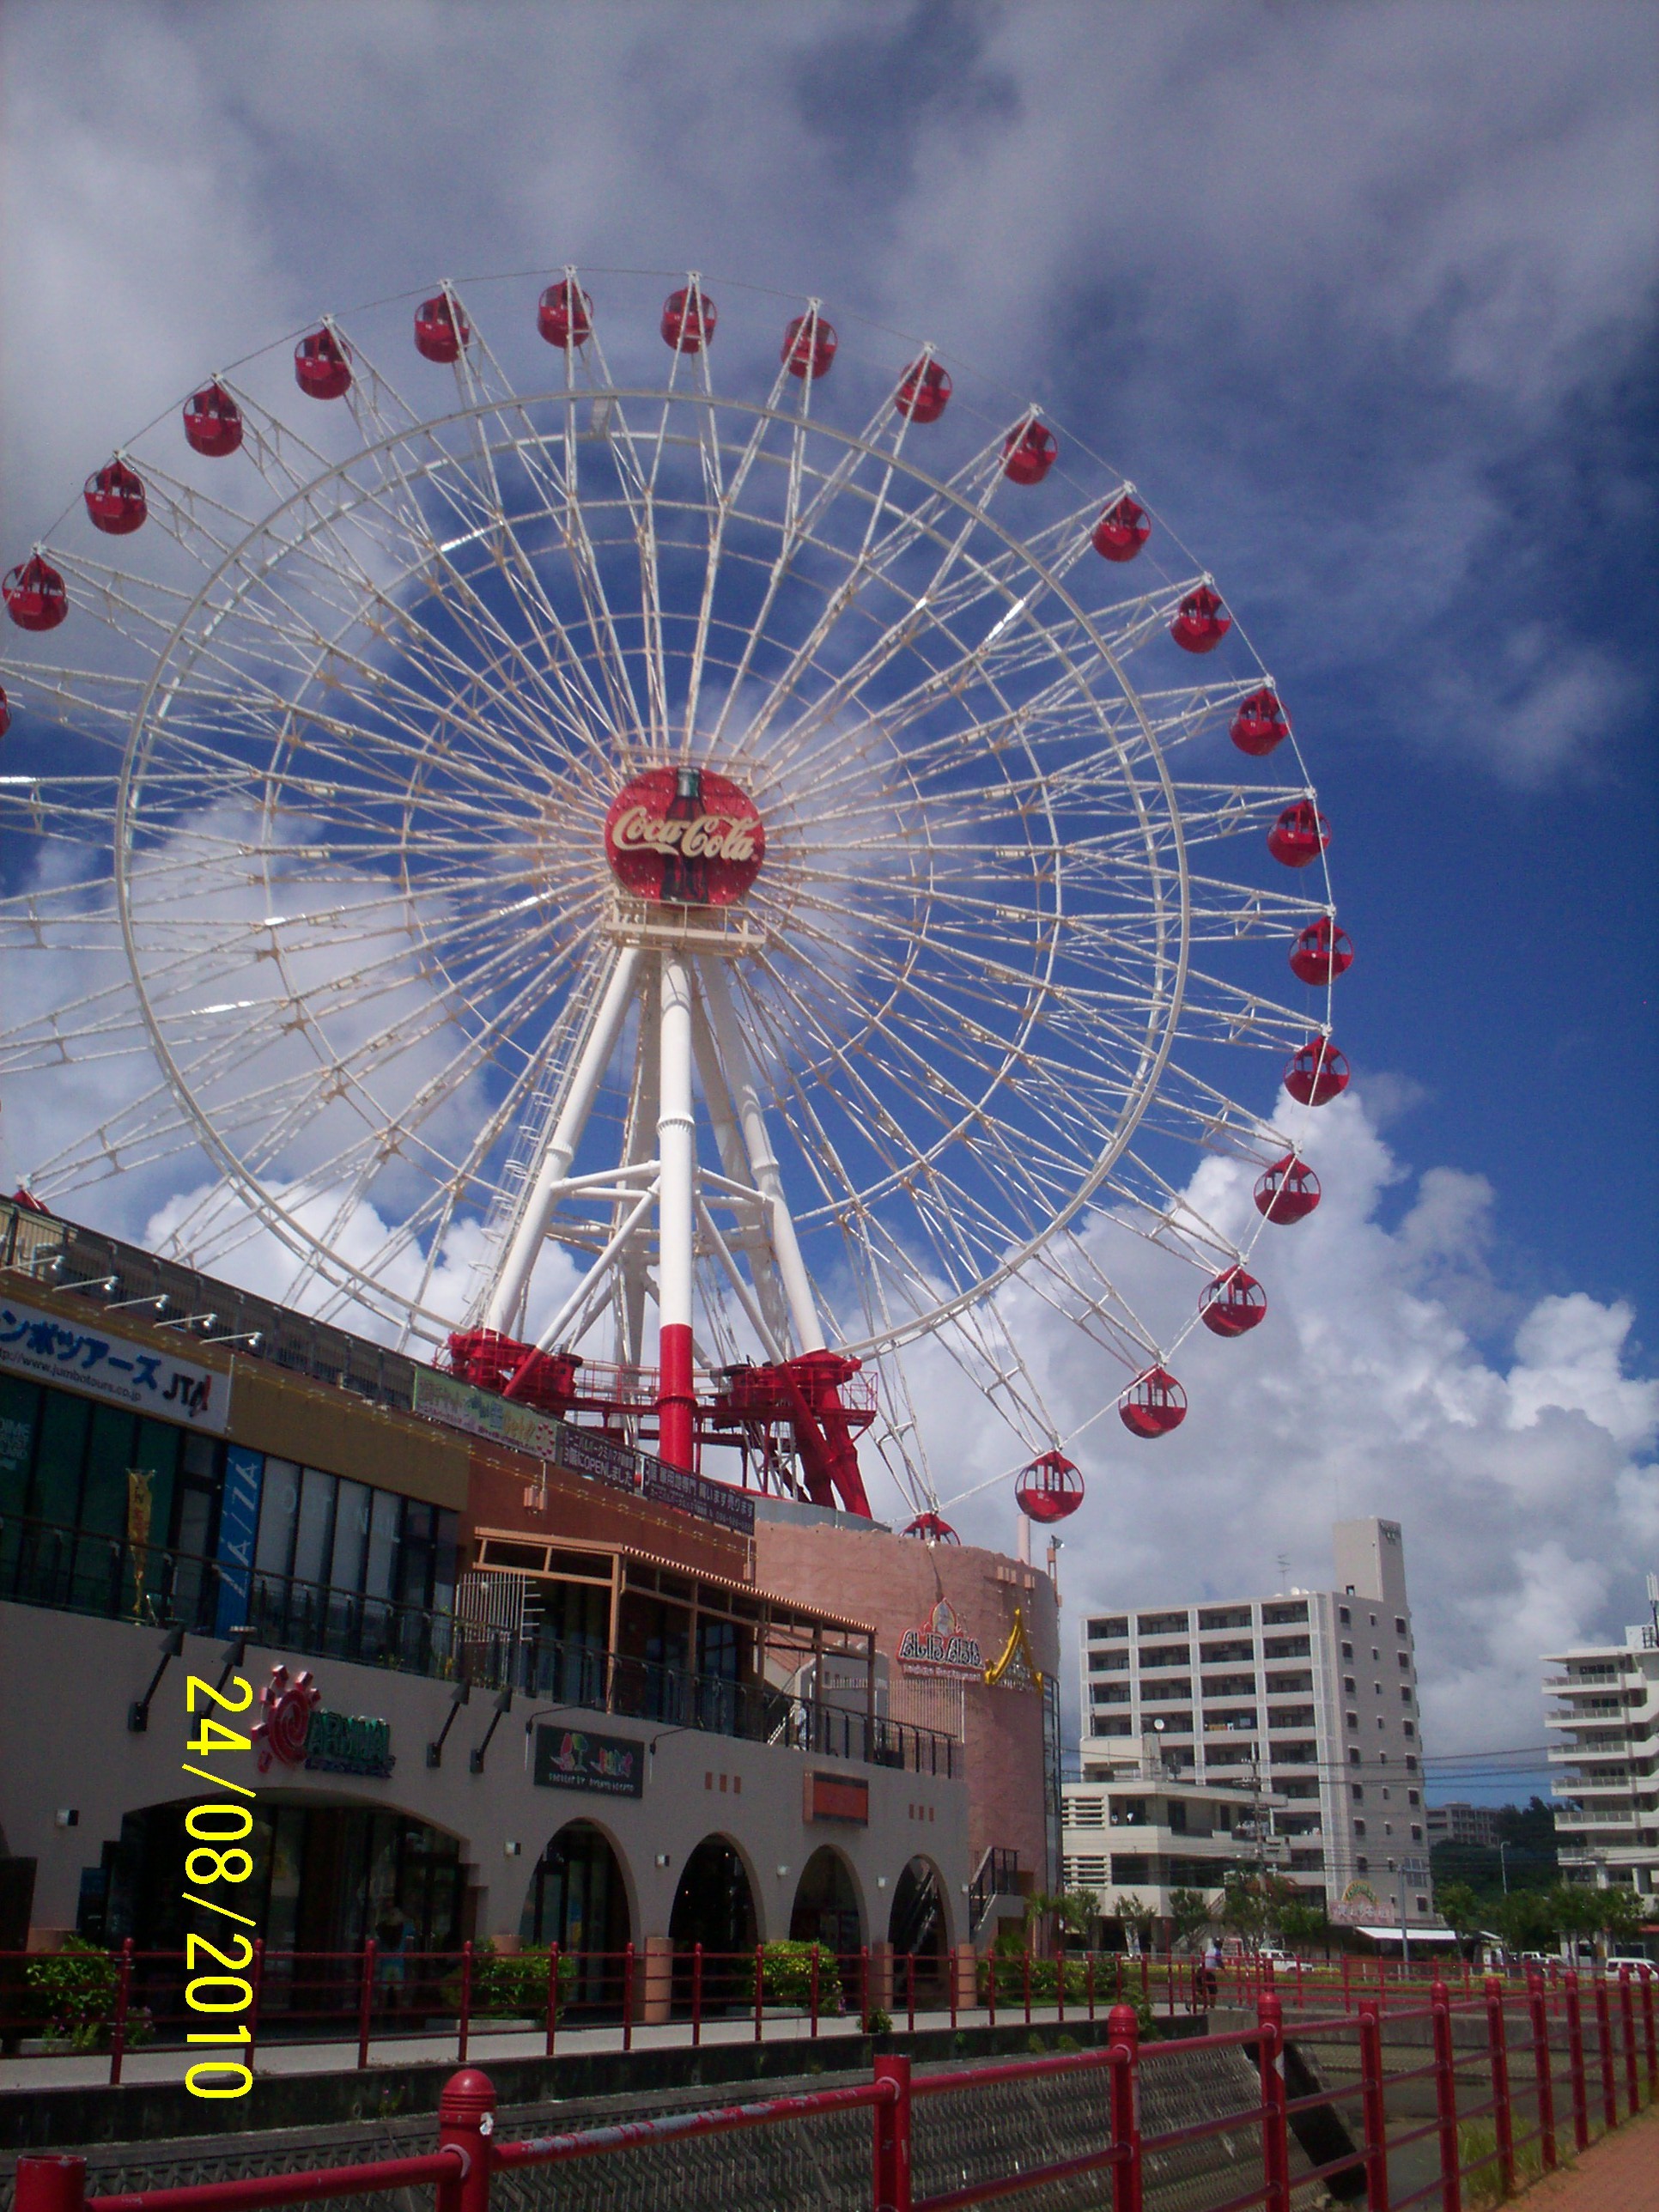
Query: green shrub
[[743, 1941, 843, 2014], [862, 2005, 893, 2035], [26, 1938, 117, 2049], [442, 1944, 578, 2018]]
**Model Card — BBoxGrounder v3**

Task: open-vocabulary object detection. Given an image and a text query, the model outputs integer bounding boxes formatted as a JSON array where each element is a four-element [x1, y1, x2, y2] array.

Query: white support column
[[656, 950, 698, 1469], [700, 960, 825, 1355], [486, 946, 642, 1333]]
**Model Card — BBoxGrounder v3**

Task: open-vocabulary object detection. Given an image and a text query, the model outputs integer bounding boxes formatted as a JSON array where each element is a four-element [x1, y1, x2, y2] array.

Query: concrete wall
[[753, 1522, 1058, 1888], [0, 1601, 964, 1951]]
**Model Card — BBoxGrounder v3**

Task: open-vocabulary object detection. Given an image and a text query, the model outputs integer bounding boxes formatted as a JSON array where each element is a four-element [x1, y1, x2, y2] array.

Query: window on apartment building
[[1351, 1784, 1364, 1802], [1261, 1601, 1309, 1626], [1408, 1790, 1420, 1807], [1137, 1611, 1188, 1636], [1262, 1635, 1311, 1658], [1383, 1822, 1394, 1837], [1405, 1756, 1418, 1771], [1411, 1826, 1423, 1843], [1404, 1722, 1416, 1739], [1395, 1618, 1407, 1635], [1091, 1717, 1133, 1735], [1346, 1711, 1358, 1729], [1380, 1787, 1390, 1800], [1349, 1749, 1362, 1765], [1088, 1617, 1129, 1640], [1353, 1820, 1366, 1836], [1139, 1644, 1191, 1669], [1398, 1652, 1411, 1669], [1090, 1650, 1130, 1671], [1339, 1606, 1351, 1626], [1401, 1687, 1413, 1705], [1356, 1856, 1370, 1873], [1201, 1639, 1255, 1664], [1198, 1606, 1253, 1631], [1341, 1643, 1354, 1661], [1344, 1675, 1356, 1692], [1091, 1683, 1131, 1704]]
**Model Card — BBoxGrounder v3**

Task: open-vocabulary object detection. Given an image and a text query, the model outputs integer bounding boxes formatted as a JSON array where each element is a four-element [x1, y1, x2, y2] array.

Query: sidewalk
[[1520, 2105, 1659, 2212]]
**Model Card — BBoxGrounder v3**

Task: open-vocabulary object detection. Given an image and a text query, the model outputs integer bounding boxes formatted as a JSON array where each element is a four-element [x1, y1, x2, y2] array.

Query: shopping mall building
[[0, 1197, 1057, 1990]]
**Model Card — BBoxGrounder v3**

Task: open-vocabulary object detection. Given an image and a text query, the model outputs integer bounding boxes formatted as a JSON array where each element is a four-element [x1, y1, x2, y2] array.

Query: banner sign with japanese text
[[0, 1297, 230, 1431]]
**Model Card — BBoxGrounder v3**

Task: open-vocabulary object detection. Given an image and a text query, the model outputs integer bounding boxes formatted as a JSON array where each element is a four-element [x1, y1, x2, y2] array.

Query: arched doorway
[[790, 1844, 862, 1956], [524, 1820, 630, 2003], [670, 1837, 757, 2013], [889, 1856, 949, 2010]]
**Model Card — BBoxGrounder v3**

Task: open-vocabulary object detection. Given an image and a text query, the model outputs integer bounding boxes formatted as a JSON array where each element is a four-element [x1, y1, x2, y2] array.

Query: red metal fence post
[[987, 1948, 996, 2029], [457, 1941, 474, 2065], [861, 1945, 870, 2023], [1357, 1999, 1390, 2212], [751, 1943, 763, 2044], [1643, 1968, 1657, 2100], [1594, 1976, 1617, 2132], [1431, 1982, 1462, 2212], [544, 1943, 559, 2059], [906, 1950, 915, 2033], [1054, 1942, 1065, 2025], [811, 1945, 821, 2039], [1484, 1974, 1515, 2199], [1618, 1968, 1638, 2118], [1023, 1948, 1032, 2026], [872, 2051, 912, 2212], [436, 2067, 495, 2212], [15, 2160, 87, 2212], [692, 1942, 703, 2047], [1565, 1972, 1589, 2152], [1256, 1990, 1291, 2212], [107, 1937, 134, 2087], [1087, 1954, 1096, 2022], [1526, 1970, 1556, 2171], [1108, 2003, 1142, 2212], [358, 1936, 377, 2070], [623, 1942, 635, 2053]]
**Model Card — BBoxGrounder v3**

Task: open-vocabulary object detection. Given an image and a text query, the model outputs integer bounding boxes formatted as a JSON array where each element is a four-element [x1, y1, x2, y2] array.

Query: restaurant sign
[[534, 1724, 646, 1799], [896, 1597, 984, 1680]]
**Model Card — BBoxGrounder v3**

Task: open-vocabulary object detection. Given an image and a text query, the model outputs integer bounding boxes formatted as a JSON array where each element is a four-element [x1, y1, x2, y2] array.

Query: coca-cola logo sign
[[604, 767, 765, 906]]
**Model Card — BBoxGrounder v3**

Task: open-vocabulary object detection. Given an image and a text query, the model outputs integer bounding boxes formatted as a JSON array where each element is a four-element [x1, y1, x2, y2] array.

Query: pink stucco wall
[[754, 1520, 1060, 1893]]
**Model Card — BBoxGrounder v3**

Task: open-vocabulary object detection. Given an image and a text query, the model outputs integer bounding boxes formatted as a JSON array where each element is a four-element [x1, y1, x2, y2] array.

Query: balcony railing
[[0, 1513, 957, 1778]]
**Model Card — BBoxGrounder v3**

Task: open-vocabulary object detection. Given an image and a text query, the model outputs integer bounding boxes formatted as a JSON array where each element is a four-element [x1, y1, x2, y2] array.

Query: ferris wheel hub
[[603, 765, 765, 906]]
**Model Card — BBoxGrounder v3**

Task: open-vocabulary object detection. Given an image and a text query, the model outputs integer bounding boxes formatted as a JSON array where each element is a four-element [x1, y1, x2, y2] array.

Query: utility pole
[[1499, 1838, 1510, 1895]]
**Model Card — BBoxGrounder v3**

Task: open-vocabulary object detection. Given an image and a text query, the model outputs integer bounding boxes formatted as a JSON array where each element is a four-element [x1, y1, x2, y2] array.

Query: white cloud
[[922, 1084, 1658, 1759]]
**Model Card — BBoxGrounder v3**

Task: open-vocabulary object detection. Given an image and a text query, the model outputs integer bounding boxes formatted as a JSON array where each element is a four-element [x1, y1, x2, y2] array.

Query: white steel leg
[[657, 950, 698, 1468], [486, 945, 641, 1333]]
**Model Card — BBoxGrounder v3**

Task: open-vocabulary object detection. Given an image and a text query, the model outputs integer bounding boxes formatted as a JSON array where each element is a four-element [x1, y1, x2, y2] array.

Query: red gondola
[[1289, 915, 1354, 985], [295, 326, 352, 400], [1254, 1155, 1321, 1224], [1284, 1035, 1350, 1106], [895, 357, 951, 423], [0, 684, 10, 738], [3, 555, 68, 633], [903, 1512, 960, 1543], [1119, 1367, 1187, 1439], [183, 381, 244, 458], [1016, 1449, 1085, 1521], [1170, 585, 1231, 654], [538, 278, 592, 349], [414, 294, 470, 364], [1267, 800, 1330, 869], [83, 459, 148, 535], [1199, 1267, 1267, 1338], [783, 313, 837, 379], [1231, 688, 1289, 757], [1003, 420, 1058, 485], [661, 286, 716, 354], [1092, 495, 1150, 562]]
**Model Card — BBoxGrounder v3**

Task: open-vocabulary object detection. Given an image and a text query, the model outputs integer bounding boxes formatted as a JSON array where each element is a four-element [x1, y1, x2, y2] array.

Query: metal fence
[[15, 1972, 1655, 2212]]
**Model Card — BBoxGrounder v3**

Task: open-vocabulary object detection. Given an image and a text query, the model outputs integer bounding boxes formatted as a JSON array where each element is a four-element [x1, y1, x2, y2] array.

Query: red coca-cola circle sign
[[603, 767, 765, 907]]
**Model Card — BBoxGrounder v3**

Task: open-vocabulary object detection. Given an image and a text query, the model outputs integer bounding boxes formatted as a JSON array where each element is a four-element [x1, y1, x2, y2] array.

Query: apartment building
[[1542, 1592, 1659, 1898], [1425, 1802, 1502, 1850], [1079, 1518, 1435, 1924], [1060, 1741, 1285, 1926]]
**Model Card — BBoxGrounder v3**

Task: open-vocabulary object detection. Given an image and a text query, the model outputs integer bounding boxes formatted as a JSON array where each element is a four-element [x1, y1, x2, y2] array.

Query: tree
[[1595, 1887, 1646, 1948], [1276, 1895, 1331, 1952], [1218, 1871, 1271, 1948], [1169, 1887, 1212, 1953], [1437, 1883, 1484, 1948], [1115, 1894, 1158, 1955]]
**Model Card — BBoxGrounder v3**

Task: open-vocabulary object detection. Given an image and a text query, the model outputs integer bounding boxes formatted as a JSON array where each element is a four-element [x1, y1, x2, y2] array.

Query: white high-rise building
[[1078, 1518, 1435, 1924], [1542, 1586, 1659, 1898]]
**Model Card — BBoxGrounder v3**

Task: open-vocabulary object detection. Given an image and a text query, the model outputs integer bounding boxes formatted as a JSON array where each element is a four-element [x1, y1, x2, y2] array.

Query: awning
[[1354, 1924, 1460, 1944]]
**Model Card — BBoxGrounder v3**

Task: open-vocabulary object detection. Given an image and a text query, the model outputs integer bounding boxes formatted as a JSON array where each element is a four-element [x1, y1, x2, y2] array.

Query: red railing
[[9, 1974, 1656, 2212]]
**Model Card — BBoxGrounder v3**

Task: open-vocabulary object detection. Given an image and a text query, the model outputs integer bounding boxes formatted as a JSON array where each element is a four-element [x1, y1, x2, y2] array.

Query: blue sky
[[2, 0, 1656, 1779]]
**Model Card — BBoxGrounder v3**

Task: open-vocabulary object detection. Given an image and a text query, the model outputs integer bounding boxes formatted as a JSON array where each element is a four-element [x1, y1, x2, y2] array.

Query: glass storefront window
[[292, 1466, 337, 1589], [0, 1375, 40, 1516], [31, 1389, 89, 1526], [255, 1457, 302, 1578]]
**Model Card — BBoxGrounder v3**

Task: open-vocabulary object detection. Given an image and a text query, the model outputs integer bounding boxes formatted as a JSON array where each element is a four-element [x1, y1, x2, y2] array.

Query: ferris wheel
[[0, 266, 1353, 1528]]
